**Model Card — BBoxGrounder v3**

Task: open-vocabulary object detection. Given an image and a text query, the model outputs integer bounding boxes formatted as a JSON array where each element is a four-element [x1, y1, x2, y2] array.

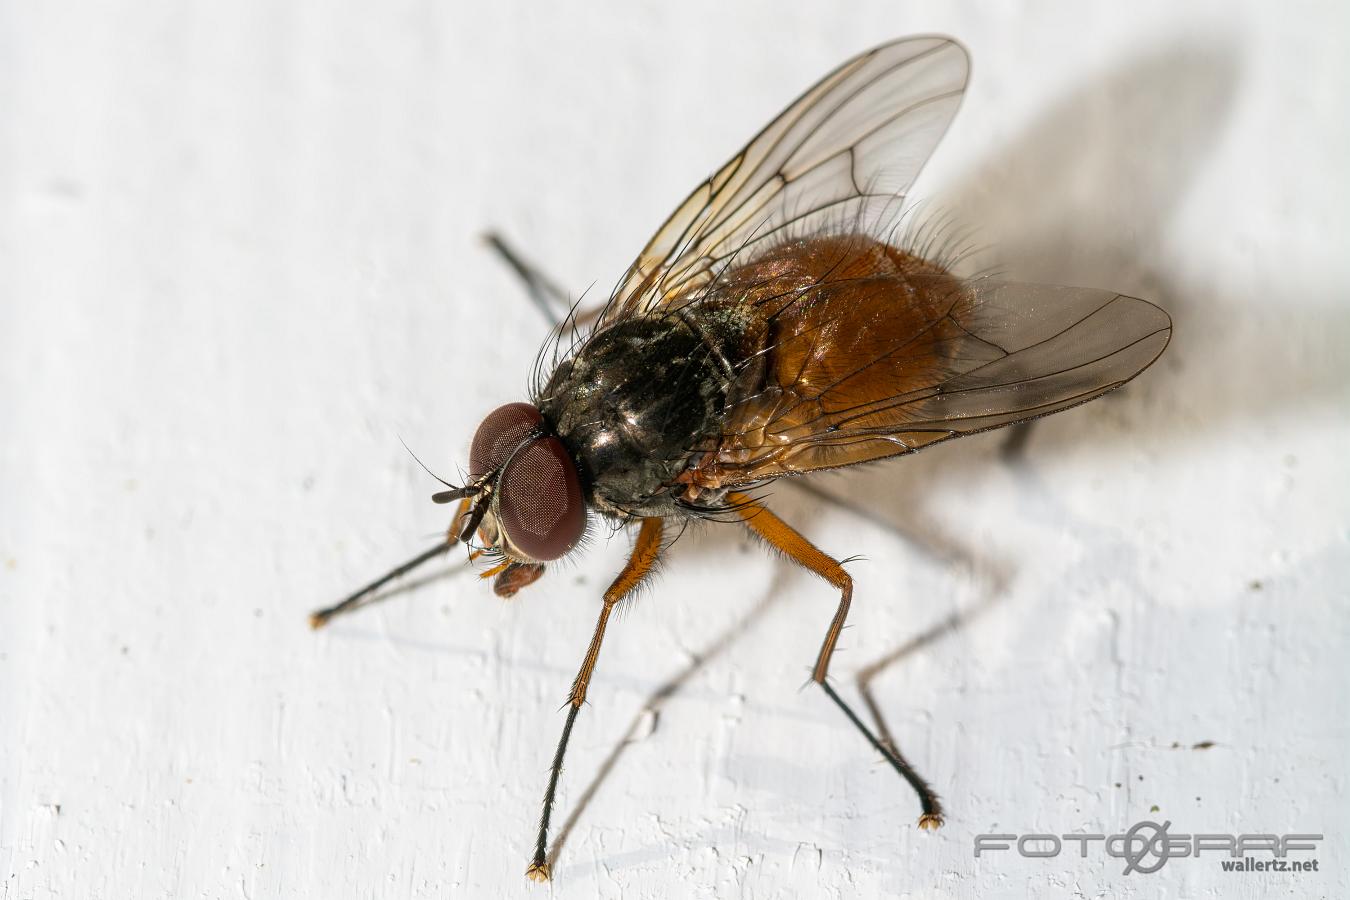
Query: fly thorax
[[537, 315, 736, 516]]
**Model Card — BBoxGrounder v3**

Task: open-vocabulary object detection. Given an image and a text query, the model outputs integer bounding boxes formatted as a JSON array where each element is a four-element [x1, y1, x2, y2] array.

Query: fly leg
[[483, 231, 605, 331], [483, 232, 572, 327], [527, 516, 664, 882], [1000, 422, 1034, 461], [310, 497, 472, 628], [726, 492, 944, 830]]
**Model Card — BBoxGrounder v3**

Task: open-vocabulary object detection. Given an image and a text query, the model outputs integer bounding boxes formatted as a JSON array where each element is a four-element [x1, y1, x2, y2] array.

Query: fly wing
[[597, 37, 969, 327], [692, 277, 1173, 488]]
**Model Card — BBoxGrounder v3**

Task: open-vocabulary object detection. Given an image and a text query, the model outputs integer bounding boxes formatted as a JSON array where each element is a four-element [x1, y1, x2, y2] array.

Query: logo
[[974, 822, 1322, 875]]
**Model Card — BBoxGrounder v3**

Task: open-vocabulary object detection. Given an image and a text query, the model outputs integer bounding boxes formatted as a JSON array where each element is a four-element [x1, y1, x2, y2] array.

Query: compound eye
[[497, 437, 586, 561], [469, 402, 543, 476]]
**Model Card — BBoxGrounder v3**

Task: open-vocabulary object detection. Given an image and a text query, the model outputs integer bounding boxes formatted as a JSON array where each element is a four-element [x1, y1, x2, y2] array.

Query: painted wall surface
[[2, 3, 1347, 897]]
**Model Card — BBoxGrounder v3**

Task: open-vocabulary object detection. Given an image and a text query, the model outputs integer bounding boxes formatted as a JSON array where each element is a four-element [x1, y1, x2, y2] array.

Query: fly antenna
[[399, 435, 458, 489], [432, 485, 478, 504]]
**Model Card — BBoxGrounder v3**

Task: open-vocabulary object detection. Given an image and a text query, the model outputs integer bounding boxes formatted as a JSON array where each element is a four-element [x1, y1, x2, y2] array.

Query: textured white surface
[[2, 2, 1348, 898]]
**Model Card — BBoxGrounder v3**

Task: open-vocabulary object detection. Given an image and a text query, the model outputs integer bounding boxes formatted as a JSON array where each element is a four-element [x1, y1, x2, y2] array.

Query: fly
[[310, 36, 1172, 881]]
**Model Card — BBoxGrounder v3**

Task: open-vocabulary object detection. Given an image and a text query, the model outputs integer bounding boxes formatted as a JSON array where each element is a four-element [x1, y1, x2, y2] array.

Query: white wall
[[2, 2, 1346, 897]]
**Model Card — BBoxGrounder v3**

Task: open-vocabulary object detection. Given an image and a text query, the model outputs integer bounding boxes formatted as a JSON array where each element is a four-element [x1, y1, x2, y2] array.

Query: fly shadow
[[459, 36, 1254, 867], [945, 38, 1242, 463], [314, 35, 1262, 871]]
